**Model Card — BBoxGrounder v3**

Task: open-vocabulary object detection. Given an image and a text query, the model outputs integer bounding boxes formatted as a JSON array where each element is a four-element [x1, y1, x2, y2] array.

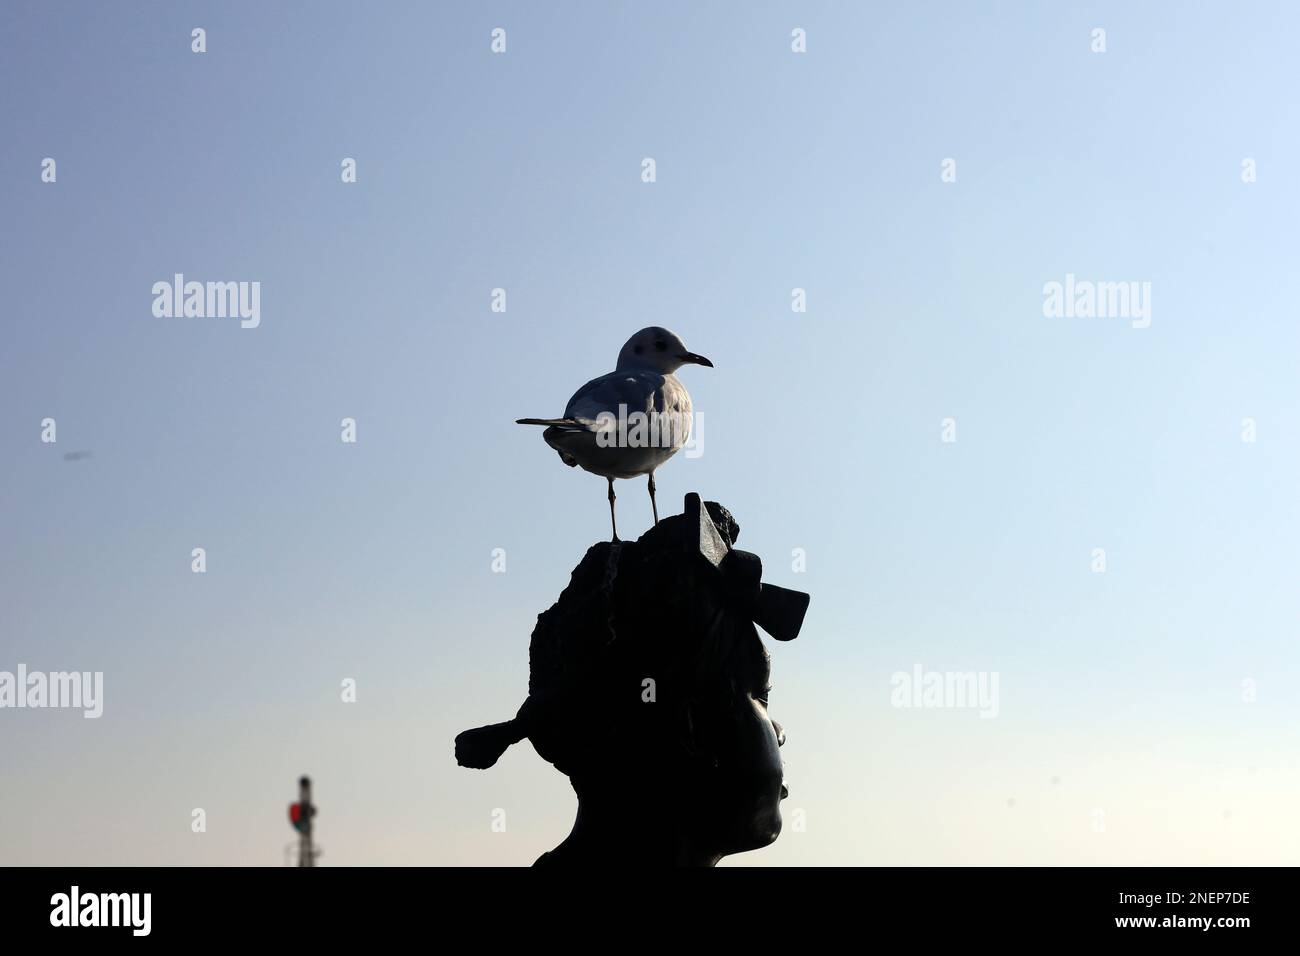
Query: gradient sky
[[2, 1, 1298, 866]]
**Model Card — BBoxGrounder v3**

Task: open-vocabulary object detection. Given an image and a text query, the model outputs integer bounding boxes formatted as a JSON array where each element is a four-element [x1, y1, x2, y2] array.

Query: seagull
[[517, 327, 712, 541]]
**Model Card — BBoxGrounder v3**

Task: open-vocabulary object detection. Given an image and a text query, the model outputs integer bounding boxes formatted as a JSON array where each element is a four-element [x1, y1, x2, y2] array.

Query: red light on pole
[[289, 776, 316, 865]]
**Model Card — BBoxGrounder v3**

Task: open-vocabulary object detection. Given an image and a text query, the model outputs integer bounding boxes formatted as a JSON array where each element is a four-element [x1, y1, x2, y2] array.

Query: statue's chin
[[714, 804, 782, 857]]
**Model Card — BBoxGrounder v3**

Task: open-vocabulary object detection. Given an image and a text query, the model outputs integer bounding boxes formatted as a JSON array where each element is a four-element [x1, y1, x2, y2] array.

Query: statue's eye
[[633, 345, 644, 355], [654, 340, 667, 351]]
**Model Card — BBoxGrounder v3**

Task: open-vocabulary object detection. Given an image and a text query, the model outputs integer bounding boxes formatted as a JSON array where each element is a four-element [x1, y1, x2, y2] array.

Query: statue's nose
[[773, 721, 786, 747]]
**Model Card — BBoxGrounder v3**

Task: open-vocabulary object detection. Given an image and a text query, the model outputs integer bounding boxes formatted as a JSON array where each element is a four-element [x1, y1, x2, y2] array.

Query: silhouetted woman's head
[[456, 497, 807, 866]]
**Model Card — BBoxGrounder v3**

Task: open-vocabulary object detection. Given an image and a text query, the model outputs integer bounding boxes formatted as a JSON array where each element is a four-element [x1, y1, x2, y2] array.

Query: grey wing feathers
[[563, 370, 666, 421]]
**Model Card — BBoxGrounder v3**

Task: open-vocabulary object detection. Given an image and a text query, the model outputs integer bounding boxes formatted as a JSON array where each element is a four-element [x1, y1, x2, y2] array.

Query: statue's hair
[[524, 504, 767, 780], [452, 502, 772, 776]]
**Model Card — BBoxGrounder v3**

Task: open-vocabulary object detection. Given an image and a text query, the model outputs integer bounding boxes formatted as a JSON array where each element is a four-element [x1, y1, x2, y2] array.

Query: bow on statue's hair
[[686, 494, 810, 645], [453, 493, 810, 771]]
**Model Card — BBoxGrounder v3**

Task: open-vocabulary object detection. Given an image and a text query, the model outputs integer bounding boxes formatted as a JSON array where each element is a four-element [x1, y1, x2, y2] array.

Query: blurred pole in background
[[298, 776, 314, 868]]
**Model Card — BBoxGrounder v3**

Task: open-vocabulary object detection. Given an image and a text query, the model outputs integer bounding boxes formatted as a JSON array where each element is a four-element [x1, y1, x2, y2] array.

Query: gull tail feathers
[[517, 417, 577, 426], [517, 417, 593, 432]]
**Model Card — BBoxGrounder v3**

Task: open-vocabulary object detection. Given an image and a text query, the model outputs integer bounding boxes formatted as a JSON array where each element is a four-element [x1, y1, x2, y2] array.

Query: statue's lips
[[780, 782, 789, 800]]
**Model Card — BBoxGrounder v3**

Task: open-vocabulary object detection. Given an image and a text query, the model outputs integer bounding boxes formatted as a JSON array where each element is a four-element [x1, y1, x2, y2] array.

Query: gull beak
[[679, 352, 714, 368]]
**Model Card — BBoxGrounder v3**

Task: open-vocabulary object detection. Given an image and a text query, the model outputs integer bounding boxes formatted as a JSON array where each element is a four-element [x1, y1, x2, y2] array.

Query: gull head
[[615, 327, 713, 374]]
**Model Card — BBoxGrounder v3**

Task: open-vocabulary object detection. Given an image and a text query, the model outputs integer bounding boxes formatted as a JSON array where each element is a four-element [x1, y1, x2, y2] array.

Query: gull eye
[[654, 340, 667, 351]]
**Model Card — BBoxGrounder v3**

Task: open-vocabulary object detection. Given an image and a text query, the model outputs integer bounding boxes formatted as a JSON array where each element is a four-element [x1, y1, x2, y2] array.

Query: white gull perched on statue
[[516, 327, 712, 540]]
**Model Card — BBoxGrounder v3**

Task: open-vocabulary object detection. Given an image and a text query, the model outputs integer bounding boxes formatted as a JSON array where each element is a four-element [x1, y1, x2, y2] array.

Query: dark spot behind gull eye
[[654, 340, 667, 351]]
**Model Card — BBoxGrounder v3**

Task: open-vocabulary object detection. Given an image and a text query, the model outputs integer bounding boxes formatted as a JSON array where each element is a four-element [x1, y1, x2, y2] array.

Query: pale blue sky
[[2, 1, 1298, 865]]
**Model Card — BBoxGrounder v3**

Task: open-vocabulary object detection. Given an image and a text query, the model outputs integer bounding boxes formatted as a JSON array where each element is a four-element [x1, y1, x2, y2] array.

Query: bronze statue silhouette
[[455, 493, 809, 866]]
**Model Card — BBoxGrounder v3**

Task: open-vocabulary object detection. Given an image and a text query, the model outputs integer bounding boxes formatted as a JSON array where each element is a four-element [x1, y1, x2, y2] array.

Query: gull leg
[[607, 477, 619, 542], [648, 472, 659, 525]]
